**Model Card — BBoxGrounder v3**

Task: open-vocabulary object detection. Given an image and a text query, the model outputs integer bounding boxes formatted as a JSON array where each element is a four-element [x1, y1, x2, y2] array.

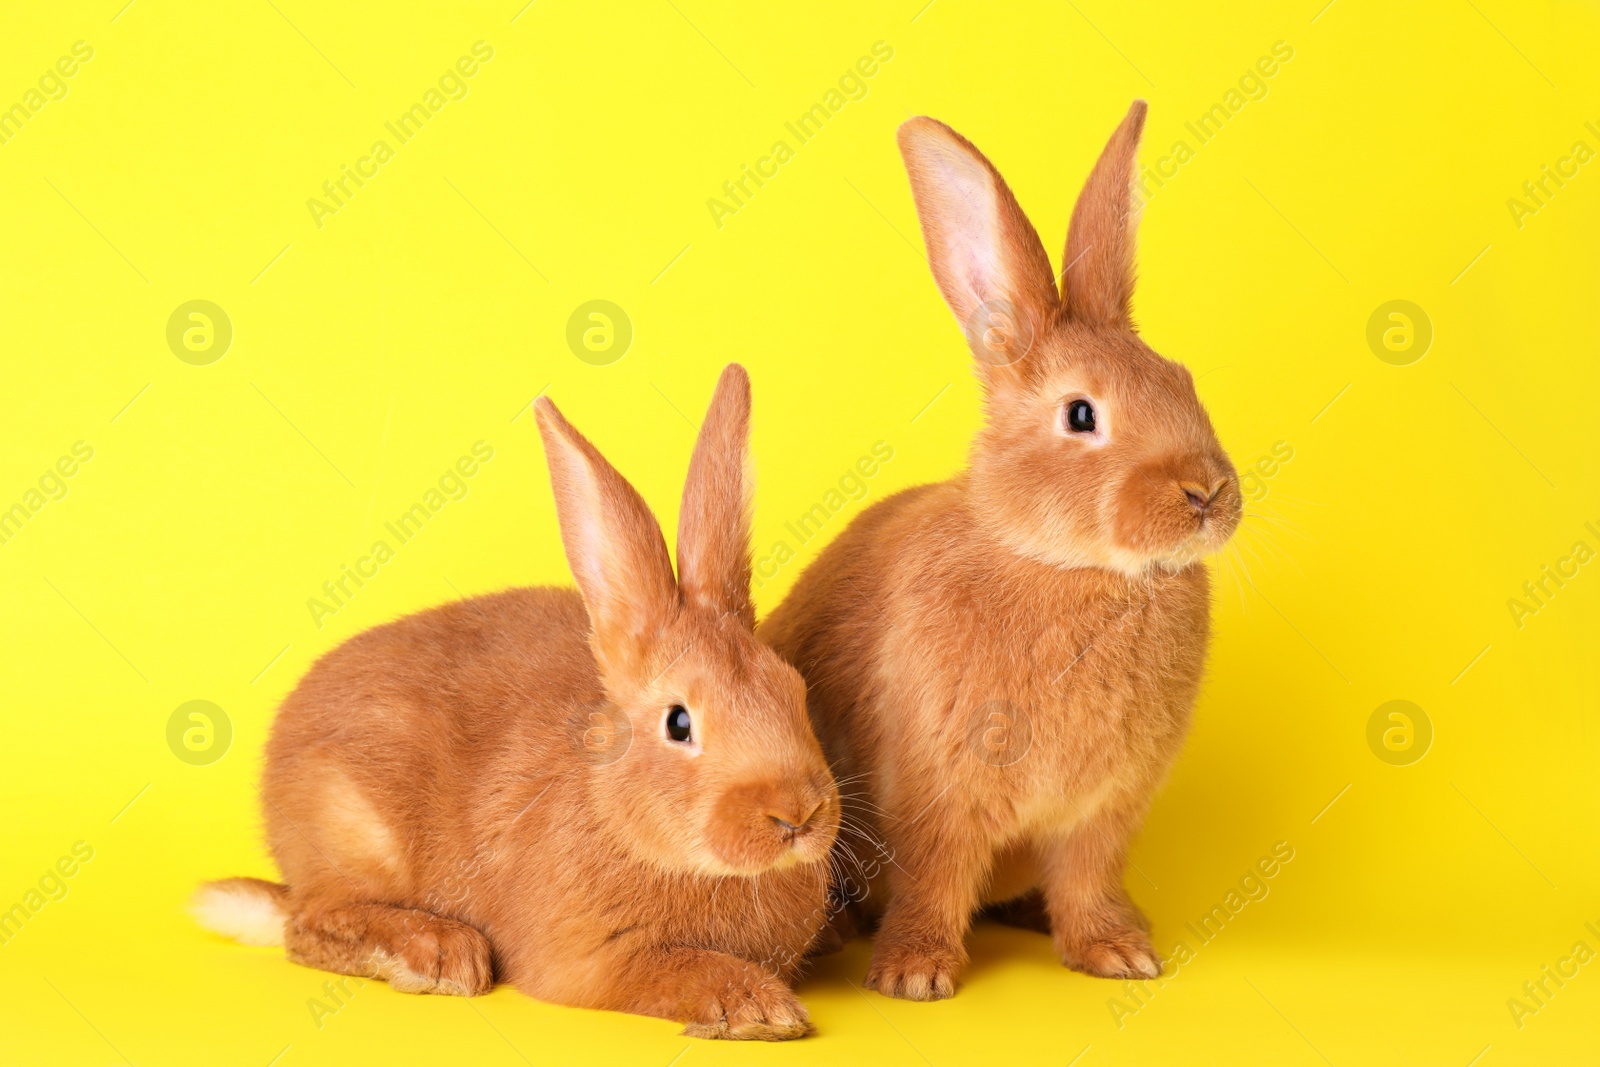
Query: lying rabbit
[[761, 103, 1241, 1000], [195, 365, 840, 1039]]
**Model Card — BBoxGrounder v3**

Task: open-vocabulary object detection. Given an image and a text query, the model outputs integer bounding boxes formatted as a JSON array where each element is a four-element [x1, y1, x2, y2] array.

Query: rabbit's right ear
[[1060, 100, 1147, 328], [677, 364, 755, 630], [897, 117, 1058, 380], [536, 398, 678, 675]]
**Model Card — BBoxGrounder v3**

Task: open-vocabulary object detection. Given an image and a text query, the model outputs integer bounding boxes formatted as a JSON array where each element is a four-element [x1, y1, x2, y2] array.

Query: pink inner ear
[[556, 443, 612, 598], [945, 205, 1003, 308], [922, 142, 1005, 310], [573, 509, 608, 592]]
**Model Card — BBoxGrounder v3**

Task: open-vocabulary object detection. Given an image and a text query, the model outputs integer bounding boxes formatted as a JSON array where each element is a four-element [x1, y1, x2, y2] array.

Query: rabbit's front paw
[[1058, 924, 1161, 979], [864, 939, 961, 1001], [374, 912, 494, 996], [682, 968, 812, 1041]]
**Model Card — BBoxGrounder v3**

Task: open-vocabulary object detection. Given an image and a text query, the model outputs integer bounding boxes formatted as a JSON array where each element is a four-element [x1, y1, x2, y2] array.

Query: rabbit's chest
[[957, 571, 1211, 816]]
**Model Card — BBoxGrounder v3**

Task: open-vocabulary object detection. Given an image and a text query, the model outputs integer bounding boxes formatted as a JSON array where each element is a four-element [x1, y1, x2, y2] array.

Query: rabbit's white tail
[[190, 877, 289, 947]]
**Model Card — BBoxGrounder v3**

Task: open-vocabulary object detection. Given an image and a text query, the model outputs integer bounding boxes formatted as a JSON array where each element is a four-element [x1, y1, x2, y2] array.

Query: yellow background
[[2, 1, 1596, 1063]]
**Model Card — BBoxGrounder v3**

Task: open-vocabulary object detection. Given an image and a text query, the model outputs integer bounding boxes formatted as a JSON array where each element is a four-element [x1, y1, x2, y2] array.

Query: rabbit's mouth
[[764, 809, 838, 871], [1102, 461, 1241, 571], [701, 781, 840, 875], [1143, 510, 1240, 571], [1180, 497, 1241, 558]]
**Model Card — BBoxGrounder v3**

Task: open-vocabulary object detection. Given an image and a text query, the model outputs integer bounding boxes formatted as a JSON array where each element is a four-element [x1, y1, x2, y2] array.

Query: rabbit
[[192, 364, 841, 1040], [759, 102, 1241, 1001]]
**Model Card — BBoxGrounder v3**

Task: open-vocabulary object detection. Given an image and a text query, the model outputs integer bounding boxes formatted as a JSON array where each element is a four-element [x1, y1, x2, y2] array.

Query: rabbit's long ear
[[676, 364, 754, 630], [897, 117, 1059, 380], [536, 397, 678, 674], [1060, 100, 1146, 328]]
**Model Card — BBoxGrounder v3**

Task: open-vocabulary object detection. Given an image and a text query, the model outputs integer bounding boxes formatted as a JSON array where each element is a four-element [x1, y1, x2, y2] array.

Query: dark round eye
[[665, 705, 692, 743], [1066, 399, 1096, 433]]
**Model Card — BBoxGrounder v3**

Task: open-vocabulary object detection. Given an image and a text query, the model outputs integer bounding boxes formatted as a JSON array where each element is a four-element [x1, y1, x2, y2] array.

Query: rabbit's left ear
[[1060, 100, 1147, 328], [897, 117, 1060, 381], [536, 397, 679, 676], [676, 364, 755, 630]]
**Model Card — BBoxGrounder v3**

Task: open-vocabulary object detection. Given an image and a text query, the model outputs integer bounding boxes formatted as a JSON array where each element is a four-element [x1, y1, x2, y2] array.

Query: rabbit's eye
[[665, 705, 693, 743], [1066, 399, 1096, 433]]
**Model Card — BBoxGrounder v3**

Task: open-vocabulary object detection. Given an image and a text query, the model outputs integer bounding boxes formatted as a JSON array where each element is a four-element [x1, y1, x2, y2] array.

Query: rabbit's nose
[[769, 799, 823, 840], [1180, 480, 1224, 514]]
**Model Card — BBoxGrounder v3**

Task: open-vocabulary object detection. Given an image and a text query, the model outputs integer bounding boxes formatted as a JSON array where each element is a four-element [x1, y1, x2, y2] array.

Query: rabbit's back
[[261, 587, 600, 909]]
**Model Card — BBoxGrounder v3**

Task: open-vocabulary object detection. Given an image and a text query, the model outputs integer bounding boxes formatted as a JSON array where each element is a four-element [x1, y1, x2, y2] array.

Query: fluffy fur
[[194, 365, 840, 1040], [190, 877, 289, 946], [759, 103, 1241, 1000]]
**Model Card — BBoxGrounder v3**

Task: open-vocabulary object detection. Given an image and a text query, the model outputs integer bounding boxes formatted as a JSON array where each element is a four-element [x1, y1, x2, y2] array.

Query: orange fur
[[760, 104, 1240, 1000], [196, 365, 840, 1040]]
